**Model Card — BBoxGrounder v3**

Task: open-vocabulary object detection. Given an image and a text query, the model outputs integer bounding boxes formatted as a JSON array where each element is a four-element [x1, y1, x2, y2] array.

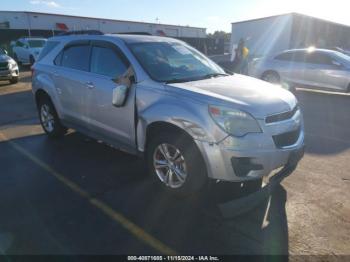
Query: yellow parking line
[[0, 132, 177, 255]]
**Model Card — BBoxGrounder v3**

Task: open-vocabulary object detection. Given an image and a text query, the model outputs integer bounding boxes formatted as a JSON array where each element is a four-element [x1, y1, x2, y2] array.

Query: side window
[[290, 52, 306, 63], [275, 52, 306, 62], [306, 52, 333, 65], [90, 46, 129, 78], [275, 52, 293, 61], [22, 41, 28, 49], [16, 41, 23, 47], [37, 41, 60, 62], [61, 45, 90, 71]]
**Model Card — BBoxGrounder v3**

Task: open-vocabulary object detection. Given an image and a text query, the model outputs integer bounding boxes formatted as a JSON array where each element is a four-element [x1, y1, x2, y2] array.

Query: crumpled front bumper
[[218, 146, 304, 217], [195, 109, 304, 182]]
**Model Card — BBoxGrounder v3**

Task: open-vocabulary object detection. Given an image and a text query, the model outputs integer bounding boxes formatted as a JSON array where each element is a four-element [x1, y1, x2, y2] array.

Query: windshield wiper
[[200, 73, 229, 79], [165, 73, 228, 84], [165, 77, 199, 84]]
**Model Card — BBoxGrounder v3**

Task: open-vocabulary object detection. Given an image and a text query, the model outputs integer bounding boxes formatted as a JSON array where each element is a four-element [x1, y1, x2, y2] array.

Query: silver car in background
[[0, 47, 19, 84], [250, 48, 350, 93], [32, 34, 304, 196]]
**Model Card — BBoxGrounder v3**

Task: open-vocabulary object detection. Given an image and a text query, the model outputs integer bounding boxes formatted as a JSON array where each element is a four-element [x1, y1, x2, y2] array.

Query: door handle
[[85, 81, 95, 89]]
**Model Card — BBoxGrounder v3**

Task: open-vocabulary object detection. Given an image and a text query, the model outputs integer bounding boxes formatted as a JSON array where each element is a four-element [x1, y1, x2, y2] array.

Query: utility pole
[[26, 13, 31, 37]]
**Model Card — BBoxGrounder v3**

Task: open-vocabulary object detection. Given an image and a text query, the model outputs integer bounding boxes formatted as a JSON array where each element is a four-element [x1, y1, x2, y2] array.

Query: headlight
[[8, 59, 17, 69], [209, 105, 261, 137]]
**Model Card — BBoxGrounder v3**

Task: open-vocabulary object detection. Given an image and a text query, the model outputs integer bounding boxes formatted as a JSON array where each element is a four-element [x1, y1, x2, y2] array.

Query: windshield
[[28, 40, 46, 48], [129, 41, 225, 83], [0, 48, 5, 55]]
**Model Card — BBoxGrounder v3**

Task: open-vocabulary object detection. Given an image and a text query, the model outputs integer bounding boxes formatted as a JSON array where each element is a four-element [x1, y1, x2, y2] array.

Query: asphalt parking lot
[[0, 69, 349, 255]]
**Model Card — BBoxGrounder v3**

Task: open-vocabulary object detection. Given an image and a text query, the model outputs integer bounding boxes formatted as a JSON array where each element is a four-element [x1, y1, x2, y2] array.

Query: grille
[[266, 106, 299, 124], [0, 61, 9, 70], [273, 127, 301, 148]]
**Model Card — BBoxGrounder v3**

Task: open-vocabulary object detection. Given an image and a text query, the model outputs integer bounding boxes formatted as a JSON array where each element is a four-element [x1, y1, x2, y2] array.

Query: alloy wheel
[[40, 104, 55, 133], [153, 143, 188, 188]]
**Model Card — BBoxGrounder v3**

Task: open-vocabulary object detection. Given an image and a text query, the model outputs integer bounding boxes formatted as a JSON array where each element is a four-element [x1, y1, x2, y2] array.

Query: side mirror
[[112, 84, 128, 107], [112, 67, 135, 107], [4, 49, 8, 55]]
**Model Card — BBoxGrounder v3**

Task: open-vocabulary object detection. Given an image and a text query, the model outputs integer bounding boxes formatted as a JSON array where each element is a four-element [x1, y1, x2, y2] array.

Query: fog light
[[231, 157, 263, 177]]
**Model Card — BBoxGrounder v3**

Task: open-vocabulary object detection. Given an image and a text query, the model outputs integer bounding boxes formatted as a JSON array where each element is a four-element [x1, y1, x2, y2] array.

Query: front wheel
[[38, 96, 67, 138], [146, 132, 207, 196]]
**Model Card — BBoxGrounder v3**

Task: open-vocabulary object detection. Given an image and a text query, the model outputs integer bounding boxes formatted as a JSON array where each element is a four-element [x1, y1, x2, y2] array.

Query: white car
[[12, 37, 47, 65]]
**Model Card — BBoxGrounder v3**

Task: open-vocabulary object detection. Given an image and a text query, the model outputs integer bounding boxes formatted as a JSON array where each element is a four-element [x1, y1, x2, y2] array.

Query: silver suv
[[0, 47, 19, 84], [32, 34, 304, 195]]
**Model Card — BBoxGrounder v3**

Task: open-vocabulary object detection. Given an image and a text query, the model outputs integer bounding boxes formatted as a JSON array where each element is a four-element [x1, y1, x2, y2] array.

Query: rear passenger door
[[52, 41, 92, 126], [274, 51, 308, 85], [86, 40, 136, 149]]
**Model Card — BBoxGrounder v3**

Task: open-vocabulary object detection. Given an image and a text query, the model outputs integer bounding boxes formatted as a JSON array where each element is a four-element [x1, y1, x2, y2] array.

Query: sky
[[1, 0, 348, 33]]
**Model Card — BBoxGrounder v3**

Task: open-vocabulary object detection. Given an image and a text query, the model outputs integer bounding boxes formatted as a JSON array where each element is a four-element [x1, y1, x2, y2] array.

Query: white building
[[0, 11, 206, 45], [230, 13, 350, 59]]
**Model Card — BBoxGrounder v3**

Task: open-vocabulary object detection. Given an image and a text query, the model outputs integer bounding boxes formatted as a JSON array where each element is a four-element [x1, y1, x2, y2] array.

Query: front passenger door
[[86, 41, 136, 150]]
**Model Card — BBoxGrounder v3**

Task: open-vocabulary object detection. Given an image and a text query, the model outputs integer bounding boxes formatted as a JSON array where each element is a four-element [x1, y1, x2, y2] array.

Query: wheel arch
[[35, 89, 50, 107], [145, 121, 193, 148], [143, 120, 209, 185]]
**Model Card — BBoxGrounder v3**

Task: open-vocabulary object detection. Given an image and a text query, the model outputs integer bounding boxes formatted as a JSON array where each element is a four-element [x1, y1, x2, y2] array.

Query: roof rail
[[114, 32, 153, 36], [19, 36, 46, 39], [58, 30, 104, 36]]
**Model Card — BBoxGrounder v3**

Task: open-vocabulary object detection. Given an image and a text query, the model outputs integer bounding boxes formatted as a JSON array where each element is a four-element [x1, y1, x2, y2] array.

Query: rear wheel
[[262, 71, 280, 84], [38, 96, 67, 138], [146, 131, 207, 196]]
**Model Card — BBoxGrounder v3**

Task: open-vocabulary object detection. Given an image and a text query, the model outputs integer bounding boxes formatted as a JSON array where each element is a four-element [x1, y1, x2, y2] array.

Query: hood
[[167, 74, 297, 119]]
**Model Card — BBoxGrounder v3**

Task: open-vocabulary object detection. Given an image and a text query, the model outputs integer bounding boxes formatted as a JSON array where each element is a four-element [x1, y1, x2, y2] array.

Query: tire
[[146, 131, 207, 196], [29, 55, 35, 66], [37, 95, 67, 138], [261, 71, 280, 84], [9, 77, 19, 84]]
